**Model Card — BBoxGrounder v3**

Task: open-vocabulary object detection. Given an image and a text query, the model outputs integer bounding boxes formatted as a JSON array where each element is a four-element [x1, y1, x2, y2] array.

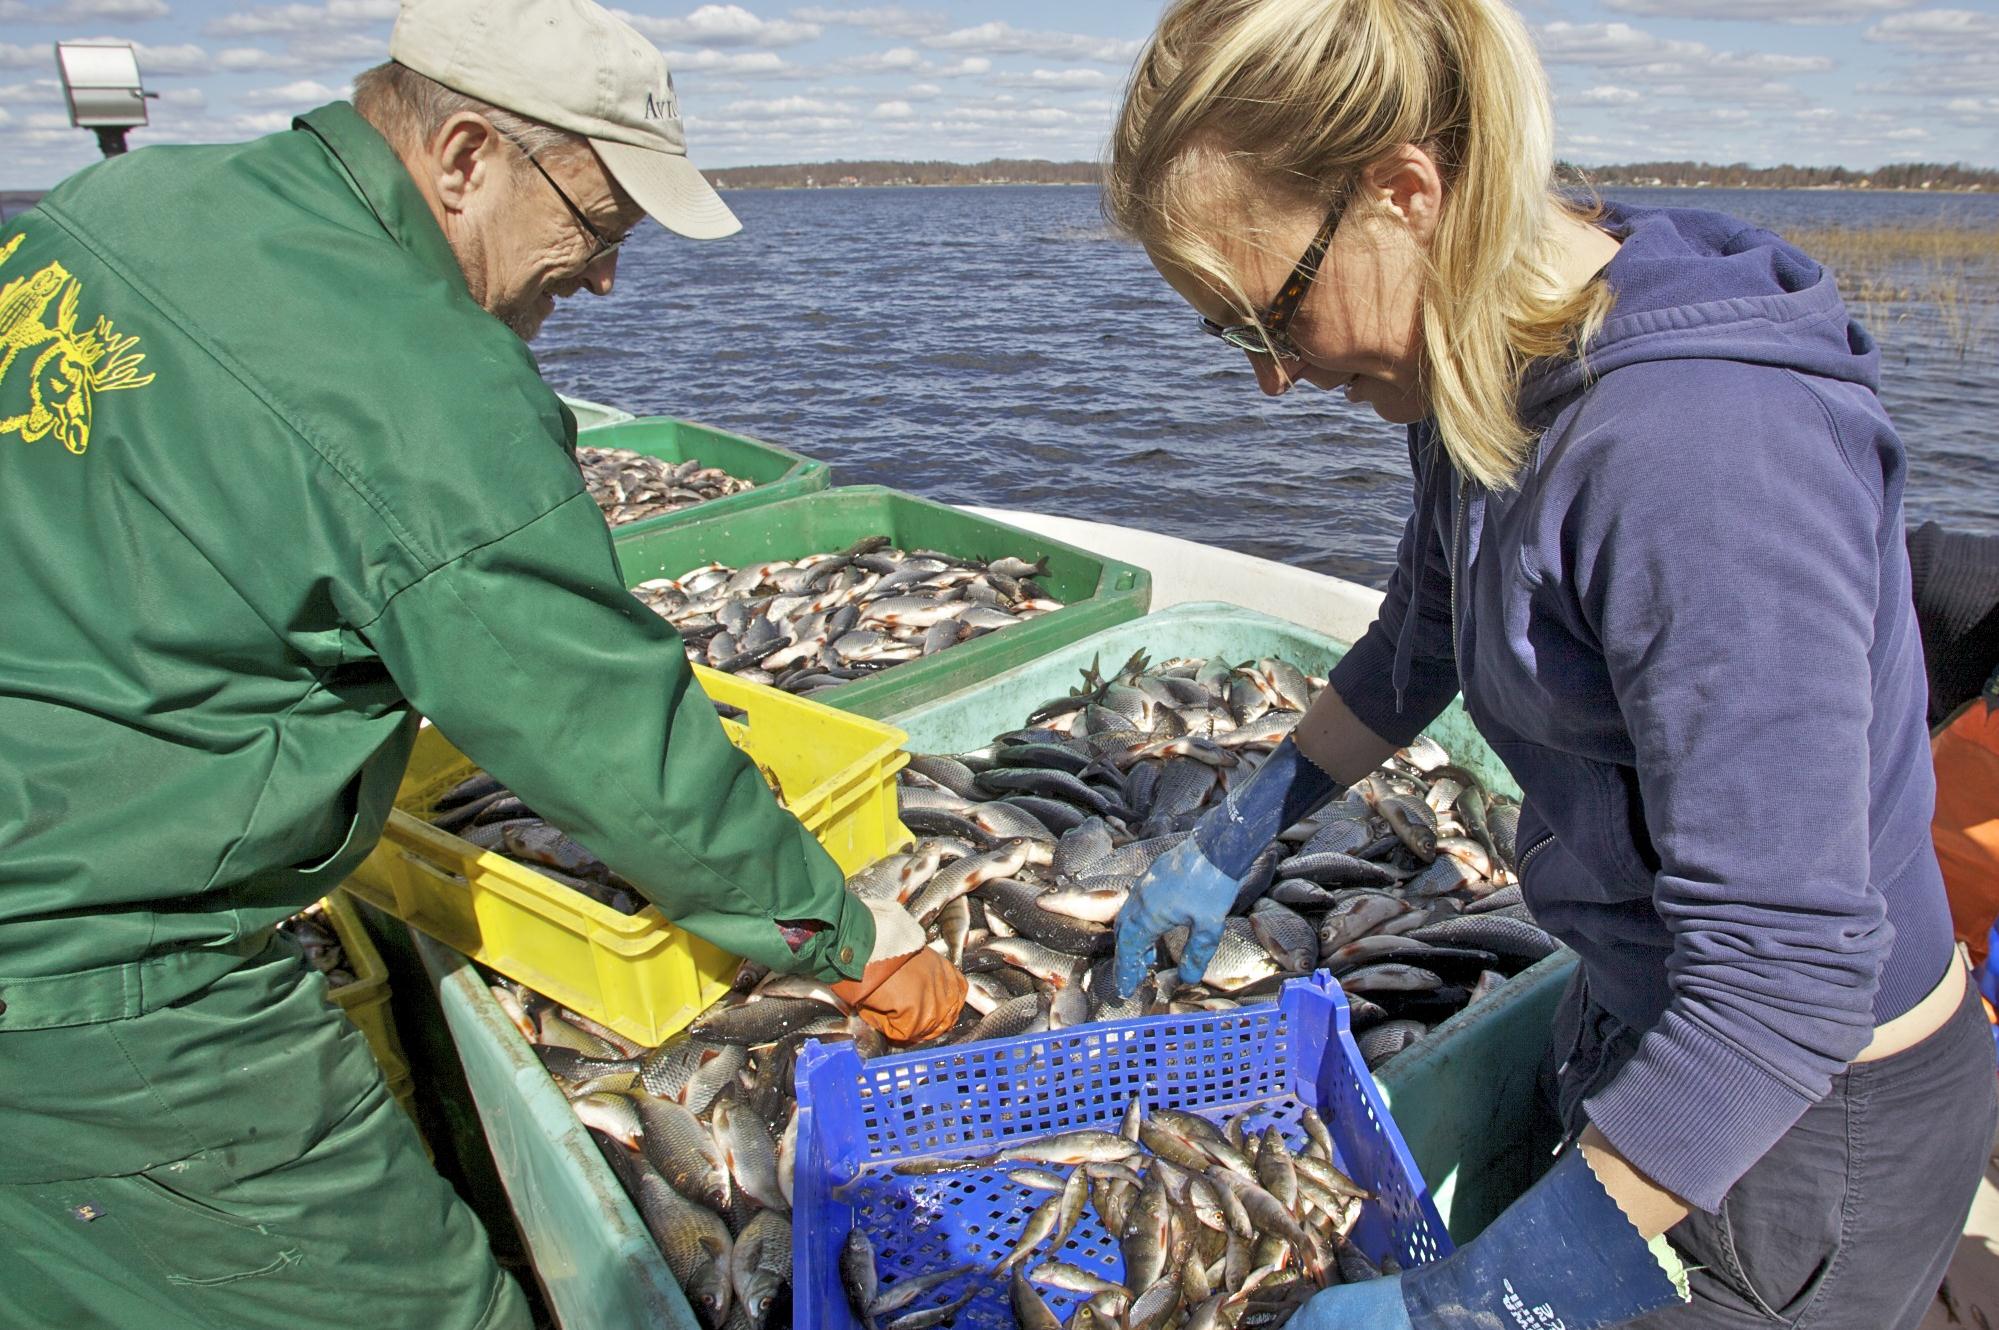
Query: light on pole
[[54, 41, 157, 159]]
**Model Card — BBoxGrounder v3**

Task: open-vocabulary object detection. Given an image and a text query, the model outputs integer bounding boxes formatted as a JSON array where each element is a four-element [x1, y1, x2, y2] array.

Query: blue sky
[[3, 0, 1995, 188]]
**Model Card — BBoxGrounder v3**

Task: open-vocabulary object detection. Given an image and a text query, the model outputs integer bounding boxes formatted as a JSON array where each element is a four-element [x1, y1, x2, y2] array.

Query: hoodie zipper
[[1449, 476, 1469, 669]]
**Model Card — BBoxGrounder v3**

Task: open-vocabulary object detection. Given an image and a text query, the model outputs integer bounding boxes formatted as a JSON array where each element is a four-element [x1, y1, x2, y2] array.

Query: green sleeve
[[360, 493, 872, 981]]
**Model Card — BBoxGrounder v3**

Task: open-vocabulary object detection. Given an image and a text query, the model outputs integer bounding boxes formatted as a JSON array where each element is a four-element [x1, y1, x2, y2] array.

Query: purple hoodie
[[1327, 203, 1955, 1213]]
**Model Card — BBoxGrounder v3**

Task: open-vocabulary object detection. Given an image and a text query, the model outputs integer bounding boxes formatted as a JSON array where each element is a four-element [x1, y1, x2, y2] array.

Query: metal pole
[[93, 125, 129, 158]]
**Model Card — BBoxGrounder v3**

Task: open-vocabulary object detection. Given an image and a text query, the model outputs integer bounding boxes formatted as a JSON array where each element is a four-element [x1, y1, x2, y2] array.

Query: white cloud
[[214, 46, 306, 72], [720, 94, 848, 116], [205, 0, 390, 36], [905, 82, 939, 99], [0, 1, 24, 21], [1536, 22, 1707, 65], [129, 41, 216, 75], [790, 5, 940, 40], [614, 5, 820, 49], [664, 48, 795, 76], [1603, 0, 1917, 20], [835, 47, 989, 79], [992, 67, 1120, 90], [873, 99, 914, 119], [0, 43, 47, 69], [237, 78, 340, 105], [922, 21, 1141, 66], [0, 78, 61, 104], [158, 83, 202, 106], [32, 0, 173, 20], [1865, 8, 1999, 52], [1565, 84, 1644, 105]]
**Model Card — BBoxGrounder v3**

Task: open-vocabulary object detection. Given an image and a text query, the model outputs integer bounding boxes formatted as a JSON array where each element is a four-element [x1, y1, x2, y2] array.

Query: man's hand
[[830, 901, 966, 1044]]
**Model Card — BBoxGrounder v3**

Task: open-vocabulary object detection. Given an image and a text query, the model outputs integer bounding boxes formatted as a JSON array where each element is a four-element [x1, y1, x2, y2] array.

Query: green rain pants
[[0, 942, 531, 1330]]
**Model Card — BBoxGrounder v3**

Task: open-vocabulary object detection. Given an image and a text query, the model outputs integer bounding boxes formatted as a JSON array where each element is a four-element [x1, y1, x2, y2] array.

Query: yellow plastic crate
[[346, 665, 911, 1046], [310, 891, 420, 1132]]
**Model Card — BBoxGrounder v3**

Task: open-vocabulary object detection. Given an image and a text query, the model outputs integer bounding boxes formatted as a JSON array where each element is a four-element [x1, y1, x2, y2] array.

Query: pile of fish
[[498, 975, 812, 1328], [578, 444, 754, 527], [631, 536, 1064, 696], [419, 698, 782, 919], [502, 651, 1558, 1327], [276, 901, 357, 989], [423, 771, 652, 915], [888, 651, 1562, 1068], [841, 1100, 1394, 1329]]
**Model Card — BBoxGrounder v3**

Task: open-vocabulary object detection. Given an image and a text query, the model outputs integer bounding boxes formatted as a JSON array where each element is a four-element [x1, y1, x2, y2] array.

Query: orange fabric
[[1933, 698, 1999, 967], [831, 948, 968, 1044]]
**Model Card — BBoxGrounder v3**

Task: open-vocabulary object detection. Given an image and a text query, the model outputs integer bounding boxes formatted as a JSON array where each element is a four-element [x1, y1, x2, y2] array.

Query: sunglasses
[[494, 124, 628, 271], [1199, 205, 1345, 361]]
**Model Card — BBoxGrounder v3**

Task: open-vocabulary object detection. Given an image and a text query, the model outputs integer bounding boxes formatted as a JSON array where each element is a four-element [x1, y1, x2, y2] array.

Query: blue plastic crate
[[792, 973, 1451, 1328]]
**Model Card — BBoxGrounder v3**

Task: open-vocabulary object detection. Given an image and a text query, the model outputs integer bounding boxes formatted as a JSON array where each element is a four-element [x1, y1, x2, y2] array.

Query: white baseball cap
[[389, 0, 741, 239]]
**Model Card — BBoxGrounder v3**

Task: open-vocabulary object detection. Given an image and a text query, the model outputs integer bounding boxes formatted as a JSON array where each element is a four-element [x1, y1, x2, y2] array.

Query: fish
[[840, 1229, 879, 1328], [868, 1264, 978, 1317], [710, 1093, 786, 1212], [729, 1208, 791, 1330], [578, 445, 754, 527], [637, 1096, 732, 1212], [688, 997, 847, 1048]]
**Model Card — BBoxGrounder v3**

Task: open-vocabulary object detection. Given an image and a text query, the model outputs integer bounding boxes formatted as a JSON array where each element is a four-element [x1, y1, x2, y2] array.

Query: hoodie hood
[[1520, 202, 1881, 426]]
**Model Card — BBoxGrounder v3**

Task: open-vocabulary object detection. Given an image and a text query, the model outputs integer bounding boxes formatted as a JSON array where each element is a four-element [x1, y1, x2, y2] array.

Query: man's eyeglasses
[[494, 124, 627, 270], [1200, 206, 1344, 361]]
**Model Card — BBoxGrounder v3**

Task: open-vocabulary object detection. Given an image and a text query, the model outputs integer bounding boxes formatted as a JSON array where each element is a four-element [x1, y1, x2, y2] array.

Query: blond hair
[[1106, 0, 1611, 490]]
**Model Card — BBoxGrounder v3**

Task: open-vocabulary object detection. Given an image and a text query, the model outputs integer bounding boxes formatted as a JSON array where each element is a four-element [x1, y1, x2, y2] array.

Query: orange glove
[[830, 902, 967, 1044]]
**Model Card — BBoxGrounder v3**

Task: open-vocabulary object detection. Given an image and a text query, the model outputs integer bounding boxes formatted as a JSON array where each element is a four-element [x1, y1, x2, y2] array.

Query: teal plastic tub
[[1373, 949, 1575, 1242], [579, 416, 832, 538], [614, 486, 1152, 720], [558, 394, 636, 432], [411, 931, 700, 1330]]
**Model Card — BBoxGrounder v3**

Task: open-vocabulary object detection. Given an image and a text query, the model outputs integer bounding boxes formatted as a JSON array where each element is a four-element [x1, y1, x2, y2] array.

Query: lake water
[[536, 185, 1999, 587]]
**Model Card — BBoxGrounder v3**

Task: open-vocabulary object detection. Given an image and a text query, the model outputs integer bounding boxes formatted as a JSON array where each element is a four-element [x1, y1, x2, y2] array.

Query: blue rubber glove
[[1282, 1273, 1410, 1329], [1111, 837, 1240, 996], [1291, 1150, 1689, 1330], [1111, 738, 1339, 998]]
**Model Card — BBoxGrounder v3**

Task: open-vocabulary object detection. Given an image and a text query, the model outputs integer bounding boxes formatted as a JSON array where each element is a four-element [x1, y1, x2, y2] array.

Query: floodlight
[[55, 41, 157, 158]]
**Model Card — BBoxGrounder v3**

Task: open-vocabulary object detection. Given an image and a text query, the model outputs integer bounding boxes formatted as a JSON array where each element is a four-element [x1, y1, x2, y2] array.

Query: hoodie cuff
[[1327, 631, 1455, 749], [1583, 1009, 1816, 1214]]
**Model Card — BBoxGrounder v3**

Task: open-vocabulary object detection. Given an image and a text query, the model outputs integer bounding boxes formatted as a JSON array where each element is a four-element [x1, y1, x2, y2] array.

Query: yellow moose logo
[[0, 233, 156, 455]]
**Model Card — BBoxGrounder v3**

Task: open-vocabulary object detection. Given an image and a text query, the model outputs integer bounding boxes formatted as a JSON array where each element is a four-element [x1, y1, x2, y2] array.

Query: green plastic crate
[[579, 416, 832, 538], [411, 930, 702, 1330], [887, 601, 1575, 1241], [558, 394, 635, 432], [614, 486, 1152, 720]]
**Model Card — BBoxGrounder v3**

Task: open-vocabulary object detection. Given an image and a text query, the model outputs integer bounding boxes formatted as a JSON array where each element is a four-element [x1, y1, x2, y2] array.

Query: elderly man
[[0, 0, 962, 1324]]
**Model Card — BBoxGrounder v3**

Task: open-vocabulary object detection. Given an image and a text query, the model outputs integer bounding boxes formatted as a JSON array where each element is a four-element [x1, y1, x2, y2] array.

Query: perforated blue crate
[[792, 973, 1451, 1328]]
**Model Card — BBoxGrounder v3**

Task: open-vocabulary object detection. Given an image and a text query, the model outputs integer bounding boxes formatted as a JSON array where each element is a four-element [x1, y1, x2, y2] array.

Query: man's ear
[[430, 111, 504, 215]]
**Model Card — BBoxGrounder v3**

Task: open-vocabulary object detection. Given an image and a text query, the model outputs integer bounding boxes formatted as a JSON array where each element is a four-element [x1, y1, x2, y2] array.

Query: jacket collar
[[293, 101, 462, 286]]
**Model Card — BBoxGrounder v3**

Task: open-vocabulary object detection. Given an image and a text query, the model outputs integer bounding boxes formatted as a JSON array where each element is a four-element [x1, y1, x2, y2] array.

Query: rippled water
[[536, 185, 1999, 588]]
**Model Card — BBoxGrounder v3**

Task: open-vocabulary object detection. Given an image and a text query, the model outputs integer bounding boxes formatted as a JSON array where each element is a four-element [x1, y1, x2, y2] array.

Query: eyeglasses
[[1199, 205, 1344, 361], [493, 124, 627, 270]]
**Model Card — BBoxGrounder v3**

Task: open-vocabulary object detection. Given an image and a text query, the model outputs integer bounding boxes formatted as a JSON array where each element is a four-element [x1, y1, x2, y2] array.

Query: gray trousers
[[1545, 968, 1997, 1330]]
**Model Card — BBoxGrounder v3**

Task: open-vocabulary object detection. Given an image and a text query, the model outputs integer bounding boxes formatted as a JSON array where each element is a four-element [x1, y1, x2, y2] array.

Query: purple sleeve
[[1572, 368, 1890, 1212], [1326, 432, 1463, 746]]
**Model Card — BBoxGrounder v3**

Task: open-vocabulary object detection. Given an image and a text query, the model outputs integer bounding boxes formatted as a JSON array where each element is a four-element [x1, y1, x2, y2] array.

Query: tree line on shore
[[704, 159, 1995, 192]]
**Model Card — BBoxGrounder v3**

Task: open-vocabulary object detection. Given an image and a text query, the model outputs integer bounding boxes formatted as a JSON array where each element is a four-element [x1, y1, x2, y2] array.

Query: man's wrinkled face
[[434, 125, 648, 341]]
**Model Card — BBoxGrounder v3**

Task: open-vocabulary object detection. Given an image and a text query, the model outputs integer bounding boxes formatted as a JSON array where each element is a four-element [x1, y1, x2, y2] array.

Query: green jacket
[[0, 103, 869, 1033]]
